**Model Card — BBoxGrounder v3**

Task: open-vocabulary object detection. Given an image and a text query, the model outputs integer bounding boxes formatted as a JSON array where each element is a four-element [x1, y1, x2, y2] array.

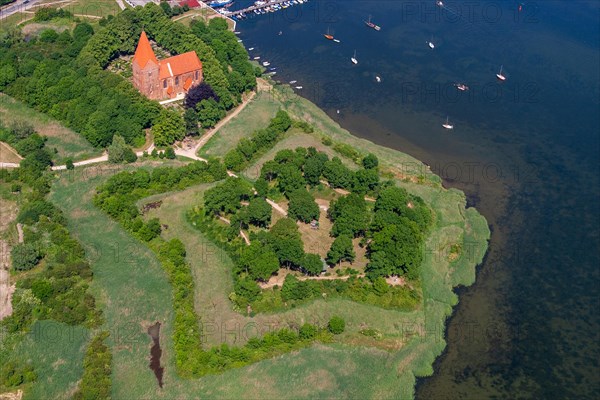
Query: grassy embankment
[[20, 82, 489, 399], [0, 94, 101, 163]]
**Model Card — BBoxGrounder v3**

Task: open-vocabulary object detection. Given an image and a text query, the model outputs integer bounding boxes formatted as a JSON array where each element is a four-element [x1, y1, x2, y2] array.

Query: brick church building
[[132, 31, 203, 101]]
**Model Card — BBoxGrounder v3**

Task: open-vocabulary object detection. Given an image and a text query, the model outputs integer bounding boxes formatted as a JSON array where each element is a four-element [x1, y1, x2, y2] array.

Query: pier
[[224, 0, 306, 18]]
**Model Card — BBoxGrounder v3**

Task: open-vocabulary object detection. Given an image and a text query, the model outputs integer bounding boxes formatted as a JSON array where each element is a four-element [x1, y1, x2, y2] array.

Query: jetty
[[225, 0, 307, 19]]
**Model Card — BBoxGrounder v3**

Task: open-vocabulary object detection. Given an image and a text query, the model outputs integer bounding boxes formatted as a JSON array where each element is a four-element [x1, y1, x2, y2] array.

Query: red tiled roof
[[158, 51, 203, 80], [179, 0, 200, 7], [132, 31, 158, 69], [167, 86, 174, 95]]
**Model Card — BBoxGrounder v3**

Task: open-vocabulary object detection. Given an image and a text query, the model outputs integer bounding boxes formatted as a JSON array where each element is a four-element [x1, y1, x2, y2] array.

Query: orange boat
[[324, 27, 334, 40]]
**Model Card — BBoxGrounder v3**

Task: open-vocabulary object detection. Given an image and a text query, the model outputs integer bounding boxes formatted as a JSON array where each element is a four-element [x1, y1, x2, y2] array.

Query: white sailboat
[[427, 35, 435, 49], [496, 65, 507, 81], [442, 116, 454, 130], [351, 50, 358, 65], [375, 75, 382, 83]]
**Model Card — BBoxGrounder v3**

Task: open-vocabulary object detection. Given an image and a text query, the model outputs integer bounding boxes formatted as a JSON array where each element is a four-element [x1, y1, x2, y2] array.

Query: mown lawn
[[0, 94, 100, 163]]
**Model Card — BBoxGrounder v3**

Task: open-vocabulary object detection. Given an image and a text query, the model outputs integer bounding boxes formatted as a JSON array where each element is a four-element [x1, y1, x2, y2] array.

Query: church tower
[[132, 31, 160, 100]]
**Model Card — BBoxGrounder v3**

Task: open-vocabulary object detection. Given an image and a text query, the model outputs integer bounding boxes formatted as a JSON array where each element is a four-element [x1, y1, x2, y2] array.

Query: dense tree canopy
[[287, 189, 319, 223], [204, 177, 252, 215], [326, 235, 355, 265]]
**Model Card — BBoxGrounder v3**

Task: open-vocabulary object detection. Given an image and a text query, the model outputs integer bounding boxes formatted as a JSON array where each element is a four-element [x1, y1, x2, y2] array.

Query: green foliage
[[234, 277, 261, 302], [197, 98, 226, 129], [328, 316, 346, 334], [326, 235, 355, 265], [183, 108, 200, 136], [328, 194, 369, 238], [94, 160, 227, 226], [203, 177, 252, 215], [107, 135, 136, 164], [33, 7, 73, 22], [39, 29, 59, 43], [303, 150, 328, 186], [301, 253, 323, 276], [11, 243, 42, 271], [254, 178, 269, 197], [153, 109, 185, 146], [165, 147, 176, 159], [299, 323, 318, 339], [323, 157, 354, 189], [225, 110, 293, 172], [73, 331, 112, 400], [281, 274, 312, 301], [362, 153, 379, 169], [65, 159, 74, 170], [264, 218, 305, 267], [238, 242, 279, 281], [246, 197, 271, 227], [287, 189, 319, 223], [0, 361, 36, 389], [367, 220, 423, 280]]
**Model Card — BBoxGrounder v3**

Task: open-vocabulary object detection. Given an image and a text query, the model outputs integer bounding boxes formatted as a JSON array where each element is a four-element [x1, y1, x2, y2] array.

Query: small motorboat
[[289, 80, 297, 84], [455, 83, 469, 91], [375, 76, 382, 83], [496, 65, 507, 81], [248, 47, 255, 51], [262, 61, 271, 66], [351, 50, 358, 65], [442, 116, 454, 130], [295, 86, 303, 89]]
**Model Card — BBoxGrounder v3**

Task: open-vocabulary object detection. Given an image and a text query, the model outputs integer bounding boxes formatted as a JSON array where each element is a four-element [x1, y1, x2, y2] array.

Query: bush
[[11, 243, 41, 271], [328, 316, 345, 334], [299, 323, 318, 340], [65, 158, 74, 170]]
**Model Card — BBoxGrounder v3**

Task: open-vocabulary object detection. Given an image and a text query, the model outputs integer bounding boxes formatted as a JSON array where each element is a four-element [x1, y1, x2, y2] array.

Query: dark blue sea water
[[231, 0, 600, 398]]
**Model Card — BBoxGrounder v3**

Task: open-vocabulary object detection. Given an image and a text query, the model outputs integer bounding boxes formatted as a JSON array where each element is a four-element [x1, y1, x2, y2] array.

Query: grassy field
[[15, 320, 89, 400], [0, 94, 100, 163], [64, 0, 121, 18]]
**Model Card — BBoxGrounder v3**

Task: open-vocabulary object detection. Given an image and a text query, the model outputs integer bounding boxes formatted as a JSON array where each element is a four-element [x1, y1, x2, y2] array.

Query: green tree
[[39, 29, 59, 43], [287, 189, 319, 223], [362, 153, 379, 169], [353, 168, 380, 194], [299, 323, 318, 340], [323, 157, 354, 189], [11, 243, 41, 271], [65, 158, 74, 170], [204, 177, 252, 215], [238, 242, 279, 281], [326, 235, 355, 265], [303, 152, 328, 186], [183, 108, 200, 136], [235, 277, 260, 302], [367, 220, 423, 279], [153, 109, 185, 146], [328, 194, 369, 238], [165, 147, 176, 159], [254, 178, 269, 197], [246, 197, 271, 227], [301, 253, 323, 276], [328, 316, 345, 334], [107, 135, 131, 164], [197, 98, 225, 129], [267, 218, 304, 266], [277, 164, 305, 194]]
